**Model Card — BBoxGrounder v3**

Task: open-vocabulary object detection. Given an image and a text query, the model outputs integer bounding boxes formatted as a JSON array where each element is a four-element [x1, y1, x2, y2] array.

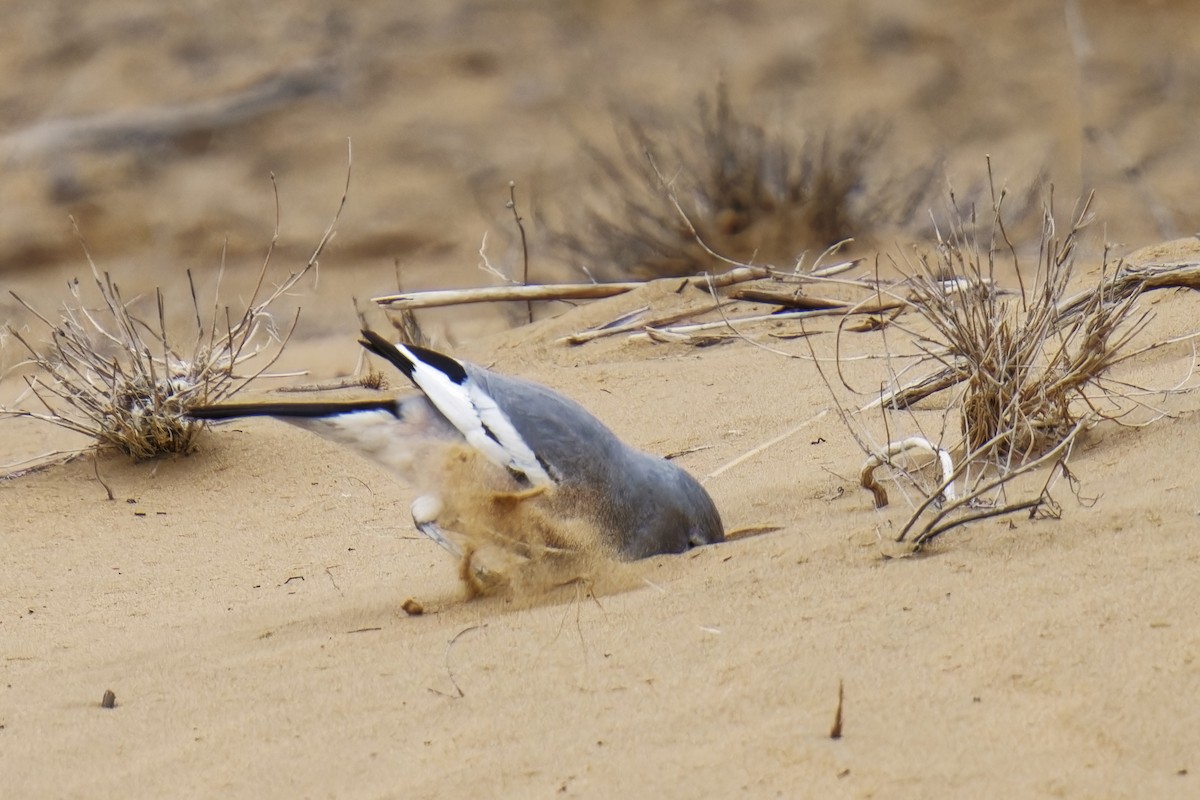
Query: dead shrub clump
[[553, 85, 934, 280], [835, 176, 1188, 551], [3, 164, 348, 461], [898, 188, 1150, 462], [6, 242, 303, 460]]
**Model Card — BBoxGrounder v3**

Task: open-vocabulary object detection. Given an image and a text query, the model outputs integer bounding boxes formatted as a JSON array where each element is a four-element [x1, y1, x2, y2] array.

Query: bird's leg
[[410, 495, 460, 557], [487, 485, 581, 558], [459, 544, 507, 597], [411, 494, 504, 594], [490, 485, 548, 505]]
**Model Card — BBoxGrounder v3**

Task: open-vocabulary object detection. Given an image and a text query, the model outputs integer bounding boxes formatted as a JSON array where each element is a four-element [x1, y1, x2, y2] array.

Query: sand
[[4, 2, 1200, 798]]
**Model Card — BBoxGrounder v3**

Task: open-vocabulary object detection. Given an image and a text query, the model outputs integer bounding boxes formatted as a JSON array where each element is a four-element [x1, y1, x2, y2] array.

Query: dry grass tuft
[[841, 174, 1175, 550], [895, 185, 1149, 461], [553, 85, 933, 280], [3, 161, 349, 461]]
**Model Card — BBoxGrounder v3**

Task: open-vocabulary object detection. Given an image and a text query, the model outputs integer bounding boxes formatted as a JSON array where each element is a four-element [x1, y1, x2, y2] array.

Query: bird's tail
[[187, 398, 399, 420]]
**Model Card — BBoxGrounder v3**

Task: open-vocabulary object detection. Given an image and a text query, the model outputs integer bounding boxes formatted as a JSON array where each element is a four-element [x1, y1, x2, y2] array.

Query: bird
[[187, 329, 723, 594]]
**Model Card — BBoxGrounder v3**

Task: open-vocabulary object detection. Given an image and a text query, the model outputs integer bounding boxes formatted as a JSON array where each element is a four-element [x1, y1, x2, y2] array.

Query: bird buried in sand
[[188, 330, 723, 594]]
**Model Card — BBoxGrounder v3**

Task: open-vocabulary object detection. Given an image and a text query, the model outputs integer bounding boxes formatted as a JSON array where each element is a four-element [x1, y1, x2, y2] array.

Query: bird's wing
[[358, 330, 553, 486]]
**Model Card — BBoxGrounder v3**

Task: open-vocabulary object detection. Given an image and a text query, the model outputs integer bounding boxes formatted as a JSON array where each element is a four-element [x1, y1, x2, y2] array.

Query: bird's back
[[465, 364, 723, 556]]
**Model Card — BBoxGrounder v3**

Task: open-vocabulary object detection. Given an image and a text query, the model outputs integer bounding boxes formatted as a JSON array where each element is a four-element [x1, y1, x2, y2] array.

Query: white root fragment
[[859, 437, 956, 509]]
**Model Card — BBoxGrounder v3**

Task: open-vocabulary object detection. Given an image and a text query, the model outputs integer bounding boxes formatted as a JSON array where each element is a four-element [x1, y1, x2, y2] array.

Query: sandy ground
[[4, 2, 1200, 798]]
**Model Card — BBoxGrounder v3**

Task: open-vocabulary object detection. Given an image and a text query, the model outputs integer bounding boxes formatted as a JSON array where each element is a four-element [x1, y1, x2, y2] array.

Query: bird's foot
[[459, 544, 508, 597]]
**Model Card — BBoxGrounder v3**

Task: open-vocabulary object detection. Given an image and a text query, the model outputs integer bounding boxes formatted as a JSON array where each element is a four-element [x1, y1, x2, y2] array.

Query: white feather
[[465, 380, 552, 485], [395, 343, 553, 486]]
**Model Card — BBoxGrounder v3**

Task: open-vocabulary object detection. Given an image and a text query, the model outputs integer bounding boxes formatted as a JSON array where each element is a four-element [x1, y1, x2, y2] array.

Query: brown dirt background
[[3, 2, 1200, 797]]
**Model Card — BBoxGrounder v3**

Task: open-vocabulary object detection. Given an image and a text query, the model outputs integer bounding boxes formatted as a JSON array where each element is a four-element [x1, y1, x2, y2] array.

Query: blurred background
[[2, 0, 1198, 343]]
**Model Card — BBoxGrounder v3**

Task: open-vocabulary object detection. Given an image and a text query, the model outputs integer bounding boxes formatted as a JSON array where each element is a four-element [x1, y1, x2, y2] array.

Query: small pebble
[[401, 598, 424, 616]]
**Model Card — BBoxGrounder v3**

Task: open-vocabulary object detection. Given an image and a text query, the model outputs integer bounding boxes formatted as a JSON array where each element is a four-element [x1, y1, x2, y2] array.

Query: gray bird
[[188, 330, 723, 591]]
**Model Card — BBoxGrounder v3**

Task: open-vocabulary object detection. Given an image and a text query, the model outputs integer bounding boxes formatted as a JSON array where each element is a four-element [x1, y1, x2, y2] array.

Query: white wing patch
[[395, 343, 554, 487], [463, 379, 553, 485]]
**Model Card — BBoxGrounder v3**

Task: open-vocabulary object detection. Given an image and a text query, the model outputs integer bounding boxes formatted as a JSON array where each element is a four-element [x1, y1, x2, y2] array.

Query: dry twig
[[373, 266, 769, 311]]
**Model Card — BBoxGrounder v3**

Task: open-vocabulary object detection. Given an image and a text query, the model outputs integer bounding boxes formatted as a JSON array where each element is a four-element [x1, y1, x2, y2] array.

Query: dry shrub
[[553, 85, 934, 280], [6, 242, 301, 460], [3, 166, 348, 461], [832, 176, 1175, 550], [896, 187, 1148, 461]]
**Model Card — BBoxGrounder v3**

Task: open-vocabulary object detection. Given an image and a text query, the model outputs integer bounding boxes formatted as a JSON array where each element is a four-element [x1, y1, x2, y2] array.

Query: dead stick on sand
[[728, 288, 847, 310], [705, 408, 830, 482], [566, 290, 903, 346], [0, 449, 82, 480], [376, 282, 641, 309], [431, 624, 487, 700], [629, 308, 869, 341], [559, 301, 731, 345], [1, 62, 338, 161], [373, 267, 770, 311]]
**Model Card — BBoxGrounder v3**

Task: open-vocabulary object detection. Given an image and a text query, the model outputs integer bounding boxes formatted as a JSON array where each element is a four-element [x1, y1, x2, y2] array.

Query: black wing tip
[[357, 328, 396, 361], [357, 328, 419, 380], [358, 329, 469, 386], [357, 328, 390, 352]]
